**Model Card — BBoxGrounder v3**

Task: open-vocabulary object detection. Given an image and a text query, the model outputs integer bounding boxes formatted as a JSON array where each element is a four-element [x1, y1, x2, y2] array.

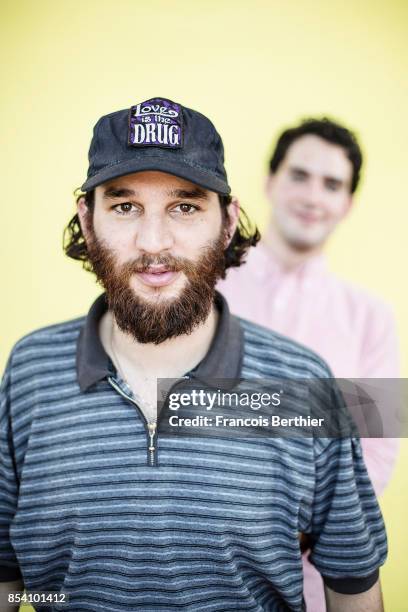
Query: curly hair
[[64, 190, 260, 279], [269, 117, 363, 194]]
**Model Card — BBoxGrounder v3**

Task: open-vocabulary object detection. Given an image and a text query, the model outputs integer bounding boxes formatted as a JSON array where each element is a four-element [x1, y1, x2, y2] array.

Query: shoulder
[[329, 274, 395, 321], [329, 275, 398, 348], [6, 316, 86, 370], [238, 316, 332, 378]]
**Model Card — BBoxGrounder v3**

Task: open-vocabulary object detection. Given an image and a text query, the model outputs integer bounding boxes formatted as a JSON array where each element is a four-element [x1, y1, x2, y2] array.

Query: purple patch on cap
[[128, 97, 183, 149]]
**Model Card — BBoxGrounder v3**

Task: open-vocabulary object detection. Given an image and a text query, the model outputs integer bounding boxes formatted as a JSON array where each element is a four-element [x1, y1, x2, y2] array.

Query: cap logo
[[128, 97, 183, 149]]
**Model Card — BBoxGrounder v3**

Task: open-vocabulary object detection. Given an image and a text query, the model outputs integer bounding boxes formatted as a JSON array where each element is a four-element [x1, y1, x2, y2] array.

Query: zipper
[[108, 374, 191, 468], [147, 422, 156, 467], [108, 376, 157, 467]]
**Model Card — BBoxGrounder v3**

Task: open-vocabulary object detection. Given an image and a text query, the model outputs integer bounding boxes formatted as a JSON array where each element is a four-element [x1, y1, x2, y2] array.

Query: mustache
[[121, 253, 196, 275]]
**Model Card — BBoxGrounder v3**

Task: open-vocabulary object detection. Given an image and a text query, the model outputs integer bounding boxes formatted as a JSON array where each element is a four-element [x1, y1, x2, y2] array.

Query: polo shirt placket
[[77, 293, 244, 469]]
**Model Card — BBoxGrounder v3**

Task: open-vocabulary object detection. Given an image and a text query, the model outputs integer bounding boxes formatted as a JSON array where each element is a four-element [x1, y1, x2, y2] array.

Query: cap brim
[[81, 156, 231, 195]]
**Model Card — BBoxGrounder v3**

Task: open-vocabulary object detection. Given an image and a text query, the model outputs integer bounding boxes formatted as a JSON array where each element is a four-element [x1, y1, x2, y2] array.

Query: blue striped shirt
[[0, 293, 387, 611]]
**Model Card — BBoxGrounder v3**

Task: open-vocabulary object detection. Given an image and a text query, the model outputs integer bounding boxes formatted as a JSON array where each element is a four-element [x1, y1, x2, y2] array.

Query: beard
[[86, 226, 227, 344]]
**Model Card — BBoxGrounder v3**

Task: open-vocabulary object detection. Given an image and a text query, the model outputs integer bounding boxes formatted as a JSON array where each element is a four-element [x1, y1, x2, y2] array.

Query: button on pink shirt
[[217, 242, 400, 611]]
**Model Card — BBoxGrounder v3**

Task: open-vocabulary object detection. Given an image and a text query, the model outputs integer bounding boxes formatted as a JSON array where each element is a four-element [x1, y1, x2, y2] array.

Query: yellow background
[[1, 0, 407, 609]]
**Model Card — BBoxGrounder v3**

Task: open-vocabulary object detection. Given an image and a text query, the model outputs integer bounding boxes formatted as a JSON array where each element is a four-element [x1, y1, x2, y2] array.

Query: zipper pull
[[148, 422, 157, 451]]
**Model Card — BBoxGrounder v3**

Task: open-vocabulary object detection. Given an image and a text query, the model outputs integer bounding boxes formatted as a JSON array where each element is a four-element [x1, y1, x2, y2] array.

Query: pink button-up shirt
[[217, 242, 400, 611]]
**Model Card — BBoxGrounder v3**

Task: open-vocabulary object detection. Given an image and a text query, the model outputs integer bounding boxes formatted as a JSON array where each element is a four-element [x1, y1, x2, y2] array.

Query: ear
[[225, 197, 240, 246], [76, 195, 92, 241]]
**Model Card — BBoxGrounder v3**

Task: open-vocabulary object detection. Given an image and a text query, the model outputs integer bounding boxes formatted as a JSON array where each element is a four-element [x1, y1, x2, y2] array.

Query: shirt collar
[[252, 241, 327, 280], [76, 291, 243, 392]]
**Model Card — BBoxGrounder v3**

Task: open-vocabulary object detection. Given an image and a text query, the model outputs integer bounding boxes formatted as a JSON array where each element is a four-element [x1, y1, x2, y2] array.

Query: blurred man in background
[[217, 117, 400, 611]]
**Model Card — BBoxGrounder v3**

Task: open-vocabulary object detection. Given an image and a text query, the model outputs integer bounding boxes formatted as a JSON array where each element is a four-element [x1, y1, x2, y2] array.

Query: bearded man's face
[[79, 171, 232, 344]]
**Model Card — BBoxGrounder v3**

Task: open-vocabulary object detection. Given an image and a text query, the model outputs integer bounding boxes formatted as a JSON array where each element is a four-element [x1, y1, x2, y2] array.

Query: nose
[[133, 213, 174, 254], [302, 179, 325, 208]]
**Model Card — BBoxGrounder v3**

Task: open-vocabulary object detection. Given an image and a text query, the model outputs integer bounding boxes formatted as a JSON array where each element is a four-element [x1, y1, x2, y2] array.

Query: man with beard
[[0, 99, 386, 611]]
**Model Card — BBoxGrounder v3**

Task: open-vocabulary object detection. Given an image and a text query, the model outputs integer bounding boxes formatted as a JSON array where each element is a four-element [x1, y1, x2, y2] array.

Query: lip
[[294, 211, 322, 223], [136, 269, 179, 287]]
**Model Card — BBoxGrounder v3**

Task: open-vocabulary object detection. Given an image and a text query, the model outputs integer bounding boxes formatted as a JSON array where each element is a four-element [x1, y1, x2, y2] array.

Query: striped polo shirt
[[0, 293, 387, 611]]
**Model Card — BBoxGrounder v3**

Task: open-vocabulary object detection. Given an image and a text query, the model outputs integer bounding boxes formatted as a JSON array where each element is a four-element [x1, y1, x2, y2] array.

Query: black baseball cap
[[81, 97, 231, 195]]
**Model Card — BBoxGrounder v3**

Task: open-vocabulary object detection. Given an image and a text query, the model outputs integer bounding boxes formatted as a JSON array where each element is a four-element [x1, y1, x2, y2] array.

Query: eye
[[113, 202, 137, 215], [290, 170, 308, 182], [325, 180, 342, 192], [171, 203, 199, 216]]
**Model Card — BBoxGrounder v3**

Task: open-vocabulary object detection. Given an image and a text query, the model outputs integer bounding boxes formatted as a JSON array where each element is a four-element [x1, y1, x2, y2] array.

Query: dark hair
[[269, 117, 363, 193], [64, 190, 260, 278]]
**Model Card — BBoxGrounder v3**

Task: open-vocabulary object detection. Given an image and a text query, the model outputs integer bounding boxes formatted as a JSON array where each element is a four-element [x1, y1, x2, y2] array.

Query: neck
[[263, 222, 323, 272], [100, 301, 219, 379]]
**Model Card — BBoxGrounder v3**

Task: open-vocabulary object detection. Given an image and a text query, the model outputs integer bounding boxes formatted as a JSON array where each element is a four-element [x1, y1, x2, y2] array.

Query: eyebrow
[[103, 187, 136, 199], [289, 166, 346, 185], [102, 186, 209, 200], [290, 166, 309, 175], [166, 187, 209, 200]]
